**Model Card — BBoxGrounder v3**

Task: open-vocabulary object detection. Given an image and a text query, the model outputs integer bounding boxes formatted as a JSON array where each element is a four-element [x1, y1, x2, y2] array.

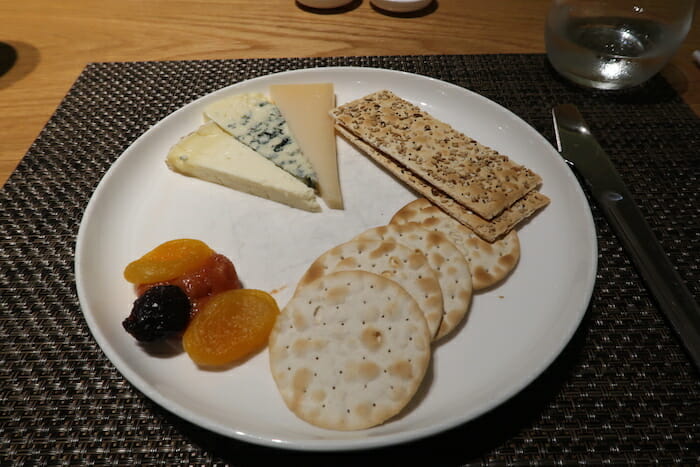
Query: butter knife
[[552, 104, 700, 369]]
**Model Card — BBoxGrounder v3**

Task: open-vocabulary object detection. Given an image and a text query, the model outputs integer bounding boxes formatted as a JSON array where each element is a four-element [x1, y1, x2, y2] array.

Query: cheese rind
[[165, 122, 321, 212], [204, 93, 318, 188], [270, 83, 343, 210]]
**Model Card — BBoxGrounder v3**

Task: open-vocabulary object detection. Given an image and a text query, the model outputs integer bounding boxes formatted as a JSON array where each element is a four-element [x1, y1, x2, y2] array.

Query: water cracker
[[391, 198, 520, 290], [269, 270, 432, 430], [353, 223, 472, 341], [297, 239, 444, 339]]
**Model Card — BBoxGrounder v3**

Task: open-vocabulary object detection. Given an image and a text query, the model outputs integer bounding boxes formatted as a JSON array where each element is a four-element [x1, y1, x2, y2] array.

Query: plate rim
[[74, 65, 598, 451]]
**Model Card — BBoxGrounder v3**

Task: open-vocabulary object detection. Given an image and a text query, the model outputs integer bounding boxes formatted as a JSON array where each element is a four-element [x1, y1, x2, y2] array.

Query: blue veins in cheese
[[203, 93, 319, 189], [165, 122, 320, 212]]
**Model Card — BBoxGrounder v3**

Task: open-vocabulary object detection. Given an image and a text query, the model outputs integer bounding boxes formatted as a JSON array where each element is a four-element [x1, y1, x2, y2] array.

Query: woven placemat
[[1, 54, 698, 465]]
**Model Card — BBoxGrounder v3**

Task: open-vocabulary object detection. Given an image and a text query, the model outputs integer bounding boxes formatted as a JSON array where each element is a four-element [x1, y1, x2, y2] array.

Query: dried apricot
[[135, 253, 242, 317], [182, 289, 279, 367], [124, 239, 214, 284]]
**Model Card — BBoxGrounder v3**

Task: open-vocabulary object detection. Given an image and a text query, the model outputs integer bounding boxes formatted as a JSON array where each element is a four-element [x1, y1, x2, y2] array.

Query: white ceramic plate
[[75, 67, 597, 451]]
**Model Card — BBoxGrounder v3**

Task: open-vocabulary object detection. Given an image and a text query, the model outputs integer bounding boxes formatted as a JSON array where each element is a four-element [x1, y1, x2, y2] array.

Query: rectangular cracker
[[336, 125, 550, 242], [331, 90, 542, 220]]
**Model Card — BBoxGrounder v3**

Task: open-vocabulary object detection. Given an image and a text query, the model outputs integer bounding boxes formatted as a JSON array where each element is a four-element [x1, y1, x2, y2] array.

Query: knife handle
[[593, 182, 700, 369]]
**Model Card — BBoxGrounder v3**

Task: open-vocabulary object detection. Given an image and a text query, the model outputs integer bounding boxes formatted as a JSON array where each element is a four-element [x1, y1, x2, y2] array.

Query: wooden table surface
[[1, 0, 698, 187]]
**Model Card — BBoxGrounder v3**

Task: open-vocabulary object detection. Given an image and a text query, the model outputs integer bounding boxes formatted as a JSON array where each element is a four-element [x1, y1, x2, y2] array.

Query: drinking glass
[[545, 0, 696, 90]]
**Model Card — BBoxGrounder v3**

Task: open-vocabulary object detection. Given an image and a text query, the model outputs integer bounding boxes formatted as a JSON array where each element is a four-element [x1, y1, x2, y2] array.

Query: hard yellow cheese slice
[[166, 122, 321, 212], [270, 83, 344, 210]]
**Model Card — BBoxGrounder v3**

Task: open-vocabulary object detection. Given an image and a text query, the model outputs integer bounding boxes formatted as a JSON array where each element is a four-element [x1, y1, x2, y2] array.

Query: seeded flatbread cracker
[[335, 125, 549, 242], [353, 223, 472, 341], [297, 239, 443, 339], [331, 90, 542, 220], [269, 270, 432, 430], [391, 199, 520, 290]]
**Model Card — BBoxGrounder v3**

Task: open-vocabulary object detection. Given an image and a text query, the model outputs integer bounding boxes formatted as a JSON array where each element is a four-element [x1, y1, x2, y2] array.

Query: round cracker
[[297, 238, 443, 338], [391, 198, 520, 290], [353, 223, 472, 341], [270, 270, 432, 430]]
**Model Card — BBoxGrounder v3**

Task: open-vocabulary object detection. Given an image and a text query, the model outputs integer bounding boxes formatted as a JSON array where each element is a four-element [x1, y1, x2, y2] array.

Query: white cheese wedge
[[270, 83, 344, 210], [165, 122, 321, 212], [203, 93, 318, 189]]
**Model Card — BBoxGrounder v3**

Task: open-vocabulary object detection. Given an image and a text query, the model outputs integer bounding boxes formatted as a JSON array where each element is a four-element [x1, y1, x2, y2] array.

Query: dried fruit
[[182, 289, 279, 367], [123, 285, 190, 342], [124, 239, 214, 284], [136, 253, 242, 317]]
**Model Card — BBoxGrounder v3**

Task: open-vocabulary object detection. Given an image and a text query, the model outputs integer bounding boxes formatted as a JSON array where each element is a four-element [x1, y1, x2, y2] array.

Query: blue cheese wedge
[[204, 93, 318, 188], [165, 122, 320, 212]]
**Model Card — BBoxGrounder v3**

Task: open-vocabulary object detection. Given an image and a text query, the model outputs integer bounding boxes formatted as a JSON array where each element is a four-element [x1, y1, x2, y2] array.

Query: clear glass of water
[[545, 0, 696, 90]]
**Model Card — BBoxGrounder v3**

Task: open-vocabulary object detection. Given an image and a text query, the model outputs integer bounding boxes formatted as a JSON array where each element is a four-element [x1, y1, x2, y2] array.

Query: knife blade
[[552, 104, 700, 370]]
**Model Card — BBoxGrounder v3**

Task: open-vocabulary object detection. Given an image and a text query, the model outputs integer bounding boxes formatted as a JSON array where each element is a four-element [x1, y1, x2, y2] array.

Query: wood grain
[[0, 0, 697, 186]]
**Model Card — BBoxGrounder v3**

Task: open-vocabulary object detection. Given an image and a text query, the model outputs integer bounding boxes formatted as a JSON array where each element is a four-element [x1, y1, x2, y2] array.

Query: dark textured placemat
[[1, 54, 699, 465]]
